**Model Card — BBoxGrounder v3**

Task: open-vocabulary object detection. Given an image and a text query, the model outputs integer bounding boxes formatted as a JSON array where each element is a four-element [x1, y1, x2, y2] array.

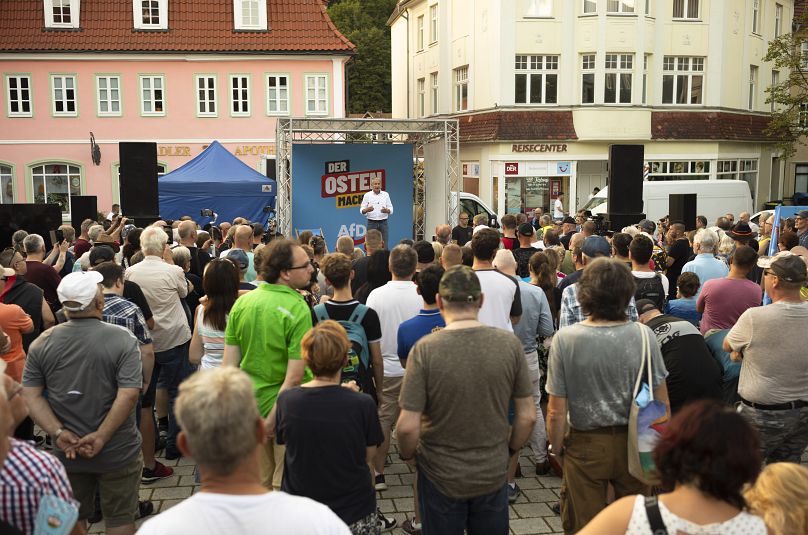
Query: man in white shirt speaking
[[360, 178, 394, 247]]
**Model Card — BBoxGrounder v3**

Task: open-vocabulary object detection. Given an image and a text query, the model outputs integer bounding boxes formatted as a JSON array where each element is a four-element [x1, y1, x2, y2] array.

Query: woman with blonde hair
[[745, 462, 808, 535]]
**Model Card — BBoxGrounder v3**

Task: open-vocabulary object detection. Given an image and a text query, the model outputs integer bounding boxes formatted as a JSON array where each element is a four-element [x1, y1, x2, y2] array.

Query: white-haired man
[[138, 368, 350, 535], [681, 228, 729, 295]]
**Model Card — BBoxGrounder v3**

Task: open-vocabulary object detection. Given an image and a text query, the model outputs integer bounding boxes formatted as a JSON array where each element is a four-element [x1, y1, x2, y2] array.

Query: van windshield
[[582, 196, 606, 212]]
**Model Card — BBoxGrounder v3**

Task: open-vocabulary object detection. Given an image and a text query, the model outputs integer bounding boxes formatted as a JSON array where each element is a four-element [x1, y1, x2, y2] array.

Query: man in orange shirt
[[0, 264, 34, 382]]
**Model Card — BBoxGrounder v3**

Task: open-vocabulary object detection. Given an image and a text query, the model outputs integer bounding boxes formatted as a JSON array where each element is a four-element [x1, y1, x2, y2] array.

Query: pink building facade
[[0, 0, 354, 219]]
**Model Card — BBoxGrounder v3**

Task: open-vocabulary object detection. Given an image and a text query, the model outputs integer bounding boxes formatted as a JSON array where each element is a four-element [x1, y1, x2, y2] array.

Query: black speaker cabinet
[[119, 142, 159, 219], [607, 212, 646, 233], [669, 194, 697, 230], [265, 156, 277, 180], [607, 144, 644, 215], [0, 204, 62, 250], [70, 196, 98, 231]]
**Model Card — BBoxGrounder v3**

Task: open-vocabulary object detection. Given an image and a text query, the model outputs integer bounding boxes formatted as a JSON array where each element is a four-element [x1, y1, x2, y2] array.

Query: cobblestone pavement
[[86, 442, 808, 535]]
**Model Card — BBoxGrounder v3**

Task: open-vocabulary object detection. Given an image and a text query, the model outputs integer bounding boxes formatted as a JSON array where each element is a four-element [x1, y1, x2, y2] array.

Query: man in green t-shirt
[[224, 239, 314, 490]]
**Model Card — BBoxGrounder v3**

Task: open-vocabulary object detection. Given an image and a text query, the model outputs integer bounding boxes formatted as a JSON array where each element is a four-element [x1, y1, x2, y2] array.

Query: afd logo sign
[[338, 223, 367, 245]]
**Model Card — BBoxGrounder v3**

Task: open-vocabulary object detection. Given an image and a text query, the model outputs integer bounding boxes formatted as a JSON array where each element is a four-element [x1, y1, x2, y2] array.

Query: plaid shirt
[[559, 283, 638, 329], [0, 439, 75, 535], [103, 294, 152, 345]]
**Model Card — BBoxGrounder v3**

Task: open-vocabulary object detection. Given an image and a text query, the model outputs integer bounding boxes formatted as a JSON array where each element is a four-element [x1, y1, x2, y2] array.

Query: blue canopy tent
[[158, 141, 276, 226]]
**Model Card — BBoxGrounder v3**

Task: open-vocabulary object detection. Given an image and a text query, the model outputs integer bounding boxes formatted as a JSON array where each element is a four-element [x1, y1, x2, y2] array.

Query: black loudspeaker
[[607, 144, 644, 214], [265, 156, 277, 180], [119, 142, 159, 219], [0, 204, 63, 250], [607, 212, 646, 233], [669, 194, 697, 231], [70, 196, 98, 231]]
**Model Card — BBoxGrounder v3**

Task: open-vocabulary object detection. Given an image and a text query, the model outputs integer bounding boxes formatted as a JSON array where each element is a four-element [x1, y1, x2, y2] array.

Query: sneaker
[[507, 482, 520, 503], [402, 517, 422, 534], [551, 501, 561, 515], [535, 460, 551, 476], [164, 445, 182, 460], [377, 509, 397, 533], [374, 474, 387, 491], [142, 461, 174, 484], [138, 500, 155, 519]]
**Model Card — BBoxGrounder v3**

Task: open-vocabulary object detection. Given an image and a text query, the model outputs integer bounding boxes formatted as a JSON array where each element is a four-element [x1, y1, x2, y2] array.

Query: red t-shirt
[[24, 261, 61, 312], [697, 277, 762, 335], [73, 238, 91, 258], [501, 236, 517, 250]]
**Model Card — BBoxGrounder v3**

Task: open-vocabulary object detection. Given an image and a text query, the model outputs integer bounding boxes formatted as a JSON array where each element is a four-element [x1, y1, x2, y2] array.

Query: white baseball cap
[[57, 271, 103, 312]]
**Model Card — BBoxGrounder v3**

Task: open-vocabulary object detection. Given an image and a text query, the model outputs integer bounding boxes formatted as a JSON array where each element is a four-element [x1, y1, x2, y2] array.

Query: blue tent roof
[[158, 141, 276, 225]]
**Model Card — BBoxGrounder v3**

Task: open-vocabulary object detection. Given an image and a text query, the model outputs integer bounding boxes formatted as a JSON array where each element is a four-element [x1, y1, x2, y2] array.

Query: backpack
[[634, 273, 666, 312], [313, 303, 377, 401]]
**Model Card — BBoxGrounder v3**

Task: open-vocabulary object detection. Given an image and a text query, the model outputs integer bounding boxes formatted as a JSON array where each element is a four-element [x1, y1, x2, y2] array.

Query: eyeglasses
[[287, 261, 312, 271]]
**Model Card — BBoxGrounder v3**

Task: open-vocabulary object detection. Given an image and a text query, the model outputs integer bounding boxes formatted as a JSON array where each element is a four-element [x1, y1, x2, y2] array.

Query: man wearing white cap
[[22, 271, 144, 534]]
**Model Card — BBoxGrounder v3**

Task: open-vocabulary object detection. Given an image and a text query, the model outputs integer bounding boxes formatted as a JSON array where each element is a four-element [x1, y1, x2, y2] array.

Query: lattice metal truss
[[276, 118, 460, 240]]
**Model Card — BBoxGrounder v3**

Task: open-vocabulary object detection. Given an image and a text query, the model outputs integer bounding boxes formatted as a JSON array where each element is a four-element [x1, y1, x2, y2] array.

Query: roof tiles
[[651, 111, 773, 141], [457, 110, 578, 142]]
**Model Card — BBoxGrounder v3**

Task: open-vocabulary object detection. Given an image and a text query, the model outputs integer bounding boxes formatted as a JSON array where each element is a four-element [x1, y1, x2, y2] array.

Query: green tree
[[764, 11, 808, 158], [328, 0, 397, 114]]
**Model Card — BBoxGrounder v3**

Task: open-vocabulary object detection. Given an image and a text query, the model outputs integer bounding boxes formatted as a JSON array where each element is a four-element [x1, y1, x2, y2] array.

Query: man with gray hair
[[681, 228, 729, 295], [23, 233, 63, 313], [23, 271, 144, 534], [137, 368, 350, 534], [176, 219, 210, 278]]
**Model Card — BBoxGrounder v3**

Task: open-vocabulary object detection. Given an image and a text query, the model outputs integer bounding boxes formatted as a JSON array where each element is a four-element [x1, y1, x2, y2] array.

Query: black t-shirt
[[350, 256, 371, 294], [559, 231, 575, 250], [665, 238, 692, 298], [451, 225, 473, 246], [311, 299, 382, 343], [186, 246, 211, 282], [513, 247, 537, 279], [276, 386, 383, 525], [123, 280, 153, 322], [645, 314, 722, 414]]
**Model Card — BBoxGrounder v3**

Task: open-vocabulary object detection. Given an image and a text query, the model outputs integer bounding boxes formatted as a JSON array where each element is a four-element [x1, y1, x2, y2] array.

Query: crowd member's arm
[[546, 395, 567, 460], [537, 291, 554, 338], [50, 240, 69, 273], [397, 409, 420, 460], [576, 497, 635, 535], [369, 341, 384, 401], [723, 309, 752, 362], [510, 395, 537, 453], [77, 387, 140, 458], [264, 359, 306, 438], [223, 344, 242, 367], [16, 307, 34, 334], [22, 386, 81, 458], [42, 298, 56, 329], [140, 343, 155, 393], [189, 310, 204, 366], [510, 281, 522, 326]]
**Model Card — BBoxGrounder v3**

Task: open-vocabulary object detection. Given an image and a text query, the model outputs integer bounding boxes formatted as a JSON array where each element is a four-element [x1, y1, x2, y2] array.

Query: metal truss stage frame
[[275, 118, 460, 240]]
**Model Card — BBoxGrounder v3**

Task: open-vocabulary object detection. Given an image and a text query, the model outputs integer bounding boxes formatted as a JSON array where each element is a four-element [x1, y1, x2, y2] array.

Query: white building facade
[[390, 0, 794, 216]]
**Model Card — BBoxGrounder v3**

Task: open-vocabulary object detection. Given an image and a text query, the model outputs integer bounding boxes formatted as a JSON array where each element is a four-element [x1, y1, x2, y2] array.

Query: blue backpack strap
[[349, 303, 369, 325], [313, 303, 330, 324]]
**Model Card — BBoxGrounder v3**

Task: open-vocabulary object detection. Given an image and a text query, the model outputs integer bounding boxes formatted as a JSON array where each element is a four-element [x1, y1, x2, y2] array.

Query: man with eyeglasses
[[796, 210, 808, 249], [451, 211, 473, 246], [223, 239, 314, 491]]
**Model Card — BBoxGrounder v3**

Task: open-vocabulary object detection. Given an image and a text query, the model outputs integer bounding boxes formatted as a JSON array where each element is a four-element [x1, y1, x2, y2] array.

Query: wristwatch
[[53, 427, 65, 440], [548, 443, 565, 457]]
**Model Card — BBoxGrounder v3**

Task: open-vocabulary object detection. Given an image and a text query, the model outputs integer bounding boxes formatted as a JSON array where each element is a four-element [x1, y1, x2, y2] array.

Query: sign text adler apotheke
[[512, 144, 568, 153]]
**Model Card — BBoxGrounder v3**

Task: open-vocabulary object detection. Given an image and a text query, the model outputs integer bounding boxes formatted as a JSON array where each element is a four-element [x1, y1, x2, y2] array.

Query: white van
[[582, 180, 753, 225]]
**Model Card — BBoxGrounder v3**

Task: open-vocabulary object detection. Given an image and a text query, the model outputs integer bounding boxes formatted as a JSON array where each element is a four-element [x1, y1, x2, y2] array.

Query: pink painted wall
[[0, 56, 342, 215]]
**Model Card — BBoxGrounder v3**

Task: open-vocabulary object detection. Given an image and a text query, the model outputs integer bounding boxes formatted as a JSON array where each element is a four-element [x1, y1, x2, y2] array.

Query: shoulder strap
[[313, 303, 330, 323], [644, 496, 669, 535], [349, 303, 369, 324]]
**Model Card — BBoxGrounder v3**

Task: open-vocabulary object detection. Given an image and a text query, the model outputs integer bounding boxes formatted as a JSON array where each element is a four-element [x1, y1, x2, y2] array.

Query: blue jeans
[[367, 219, 389, 248], [147, 343, 191, 449], [417, 471, 509, 535]]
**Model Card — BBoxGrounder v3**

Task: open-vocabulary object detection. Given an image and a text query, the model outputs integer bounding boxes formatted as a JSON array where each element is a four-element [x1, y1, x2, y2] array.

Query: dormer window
[[45, 0, 80, 29], [133, 0, 168, 30], [234, 0, 267, 31]]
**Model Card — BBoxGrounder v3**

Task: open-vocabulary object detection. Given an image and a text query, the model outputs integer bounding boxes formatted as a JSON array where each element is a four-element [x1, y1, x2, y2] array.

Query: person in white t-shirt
[[365, 244, 422, 491], [553, 193, 565, 219], [471, 228, 522, 331], [137, 367, 350, 535]]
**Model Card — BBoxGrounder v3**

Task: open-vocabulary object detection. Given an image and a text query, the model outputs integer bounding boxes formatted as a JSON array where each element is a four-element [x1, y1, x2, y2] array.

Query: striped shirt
[[0, 439, 75, 534], [196, 305, 226, 369], [103, 294, 152, 345]]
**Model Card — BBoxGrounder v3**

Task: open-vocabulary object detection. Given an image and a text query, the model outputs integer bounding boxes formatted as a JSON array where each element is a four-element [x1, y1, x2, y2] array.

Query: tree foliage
[[764, 11, 808, 158], [328, 0, 397, 114]]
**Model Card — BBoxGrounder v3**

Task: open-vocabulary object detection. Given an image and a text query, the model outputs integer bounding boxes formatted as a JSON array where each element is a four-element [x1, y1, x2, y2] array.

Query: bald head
[[493, 249, 517, 277], [435, 224, 451, 245], [178, 220, 197, 243], [234, 225, 253, 249]]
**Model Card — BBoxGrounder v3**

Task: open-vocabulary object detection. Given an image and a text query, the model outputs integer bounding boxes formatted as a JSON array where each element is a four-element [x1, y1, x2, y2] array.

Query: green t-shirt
[[225, 283, 313, 416]]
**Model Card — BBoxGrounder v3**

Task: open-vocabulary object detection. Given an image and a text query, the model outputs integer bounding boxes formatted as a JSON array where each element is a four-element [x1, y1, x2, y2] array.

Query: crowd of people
[[0, 203, 807, 535]]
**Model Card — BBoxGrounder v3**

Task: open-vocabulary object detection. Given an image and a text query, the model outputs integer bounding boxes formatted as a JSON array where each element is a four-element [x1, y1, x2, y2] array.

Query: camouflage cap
[[439, 265, 482, 303]]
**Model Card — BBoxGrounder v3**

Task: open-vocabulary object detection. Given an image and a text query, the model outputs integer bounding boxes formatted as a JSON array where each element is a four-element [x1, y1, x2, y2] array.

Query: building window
[[718, 159, 758, 198], [417, 78, 425, 117], [515, 55, 558, 104], [604, 53, 633, 103], [96, 75, 121, 116], [139, 75, 165, 115], [234, 0, 267, 30], [45, 0, 80, 28], [799, 103, 808, 128], [583, 0, 597, 14], [748, 65, 758, 110], [430, 4, 438, 43], [454, 66, 469, 112], [266, 75, 289, 115], [662, 56, 704, 105], [672, 0, 699, 19], [305, 74, 328, 115], [526, 0, 552, 17], [581, 54, 596, 104], [0, 165, 13, 203], [32, 163, 81, 214], [774, 3, 783, 37], [417, 15, 424, 51], [230, 75, 250, 116], [771, 70, 779, 112], [134, 0, 168, 30], [607, 1, 634, 14], [430, 72, 438, 114], [802, 41, 808, 69], [795, 164, 808, 193], [6, 75, 32, 117], [752, 0, 760, 34], [51, 75, 77, 116], [647, 160, 710, 181], [195, 75, 217, 117], [642, 54, 649, 104]]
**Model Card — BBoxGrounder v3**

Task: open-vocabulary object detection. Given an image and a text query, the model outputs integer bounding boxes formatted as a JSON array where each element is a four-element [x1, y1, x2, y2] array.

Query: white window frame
[[139, 75, 165, 116], [417, 15, 424, 51], [96, 75, 122, 117], [229, 74, 251, 117], [642, 54, 649, 104], [31, 162, 82, 214], [0, 164, 14, 204], [672, 0, 699, 20], [133, 0, 168, 30], [752, 0, 760, 35], [195, 75, 217, 117], [583, 0, 597, 14], [430, 72, 438, 114], [233, 0, 267, 31], [514, 55, 559, 105], [417, 77, 425, 117], [661, 56, 704, 105], [6, 75, 33, 117], [525, 0, 552, 17], [305, 74, 329, 116], [604, 53, 633, 104], [606, 0, 635, 14], [770, 70, 779, 112], [799, 103, 808, 129], [802, 41, 808, 69], [795, 163, 808, 193], [748, 65, 758, 110], [44, 0, 80, 29], [647, 160, 710, 181], [266, 74, 289, 116], [51, 74, 77, 117], [429, 4, 438, 43], [581, 53, 596, 104], [774, 3, 783, 37], [454, 66, 469, 112]]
